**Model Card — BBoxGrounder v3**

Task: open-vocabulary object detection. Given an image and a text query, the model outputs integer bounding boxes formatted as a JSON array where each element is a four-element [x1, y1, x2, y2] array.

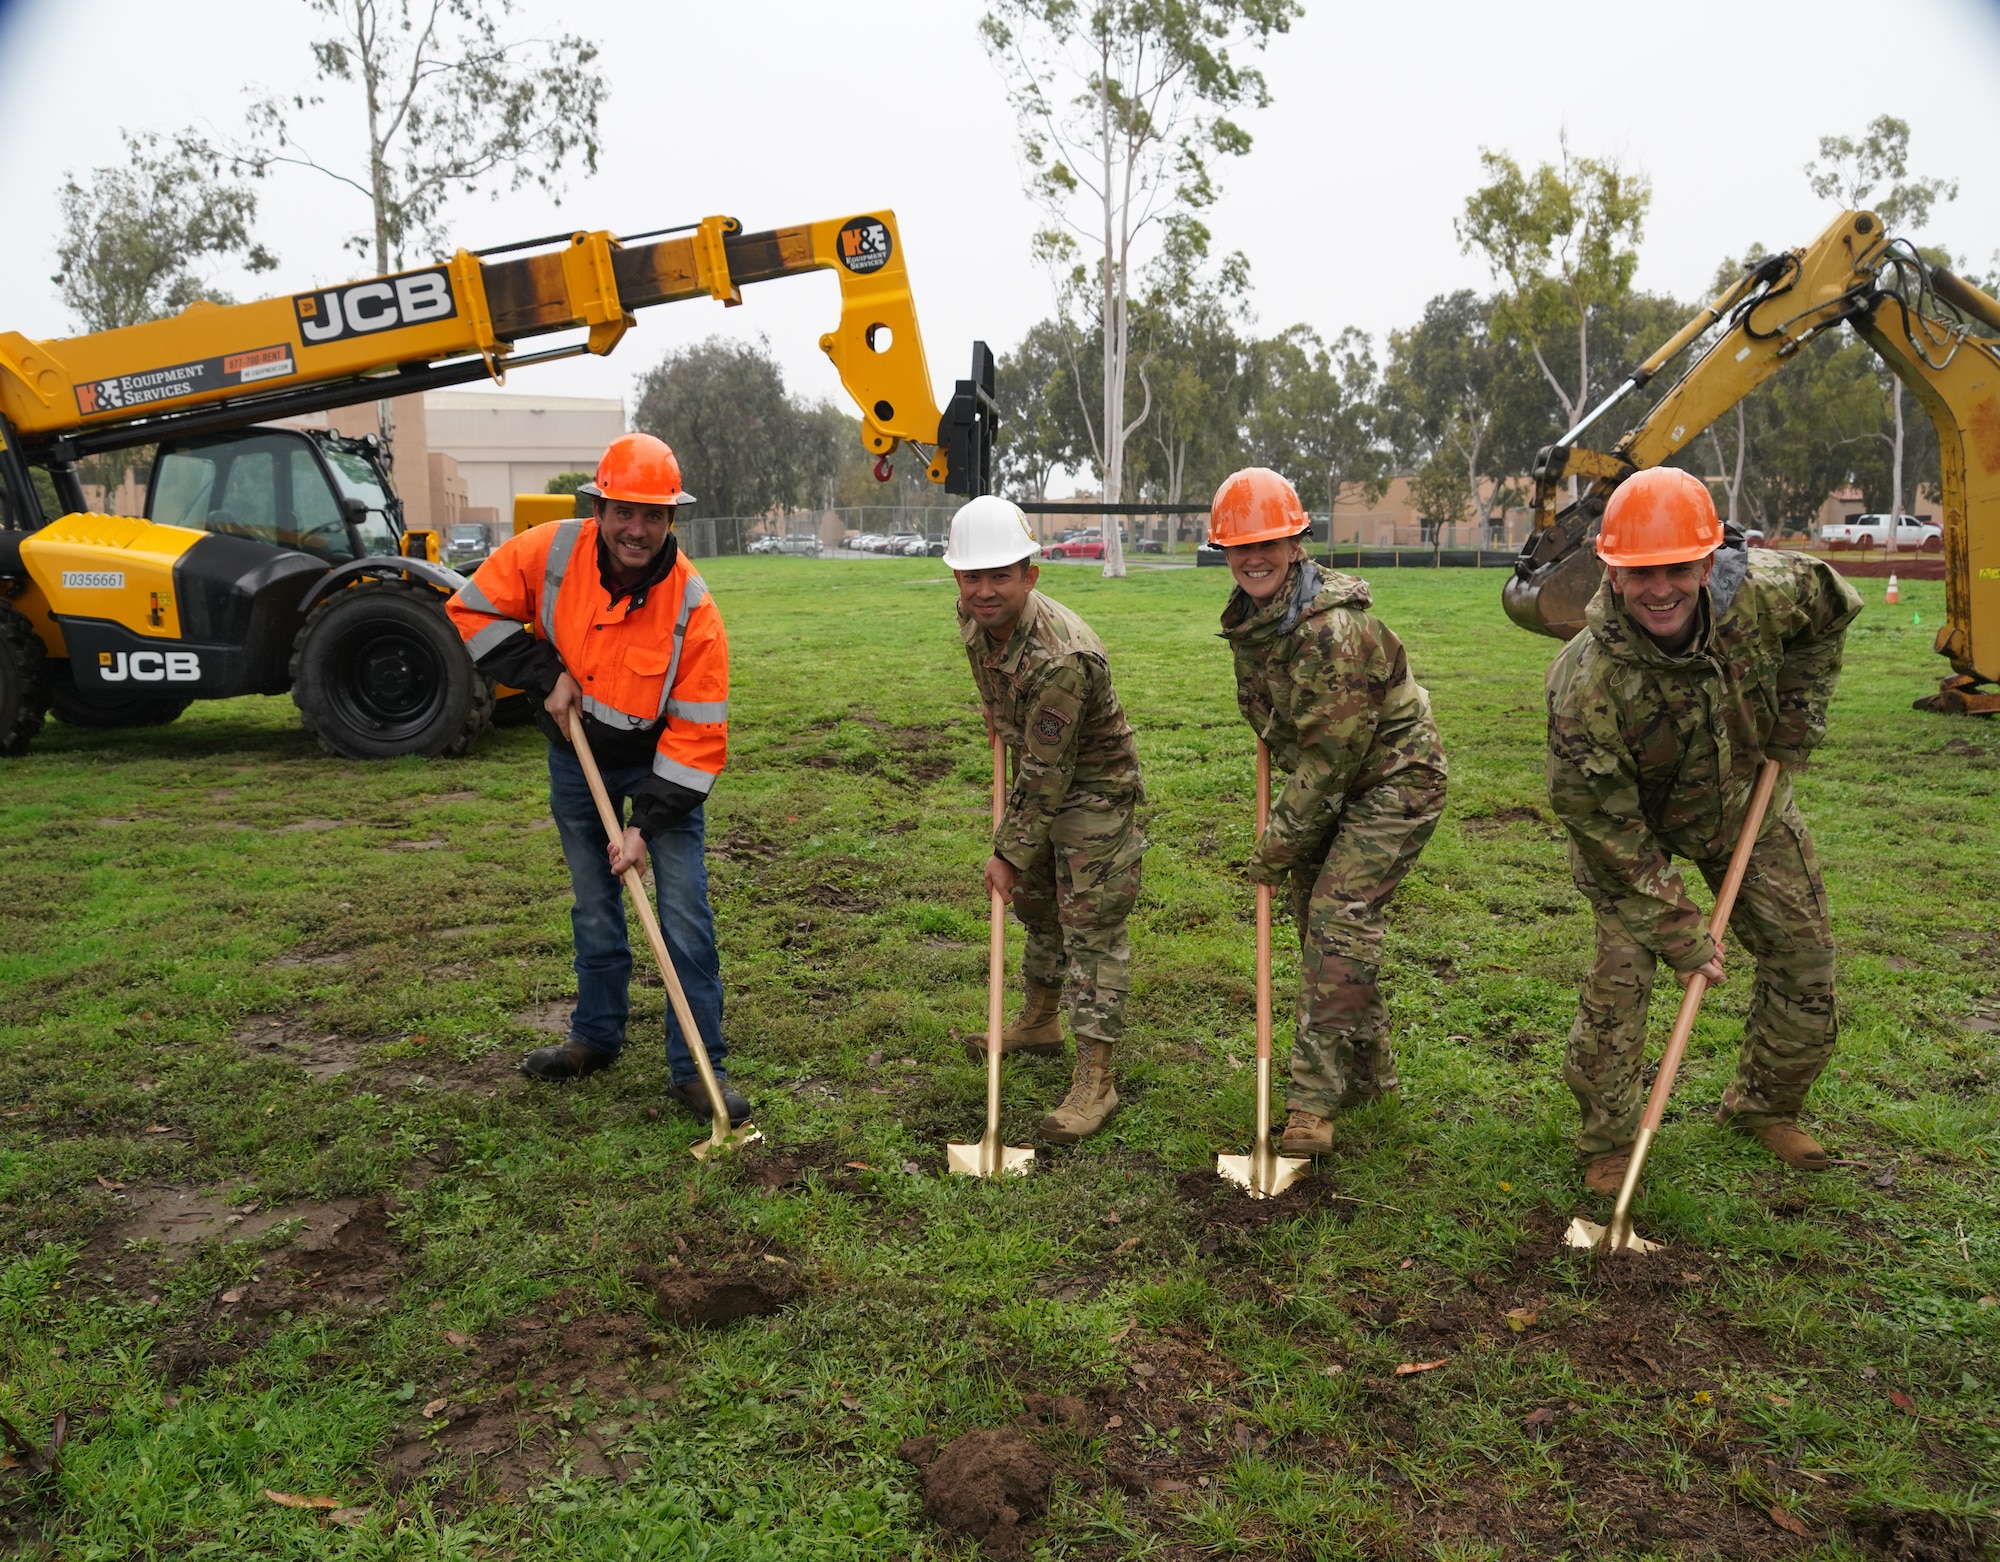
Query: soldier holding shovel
[[945, 497, 1147, 1145], [1546, 468, 1862, 1195], [1212, 469, 1448, 1159]]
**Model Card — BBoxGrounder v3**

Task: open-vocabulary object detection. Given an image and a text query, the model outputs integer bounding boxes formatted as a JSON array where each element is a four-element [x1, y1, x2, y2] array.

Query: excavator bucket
[[1501, 500, 1603, 642]]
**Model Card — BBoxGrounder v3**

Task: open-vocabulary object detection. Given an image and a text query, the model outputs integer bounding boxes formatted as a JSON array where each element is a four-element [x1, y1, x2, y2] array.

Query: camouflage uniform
[[1222, 561, 1448, 1117], [961, 590, 1146, 1046], [1546, 546, 1864, 1157]]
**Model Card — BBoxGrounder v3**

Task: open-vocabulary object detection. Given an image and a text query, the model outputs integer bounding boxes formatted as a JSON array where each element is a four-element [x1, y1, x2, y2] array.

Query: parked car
[[446, 523, 491, 565], [776, 535, 822, 556], [1045, 535, 1106, 560], [1132, 537, 1163, 554], [1820, 513, 1941, 551], [851, 533, 889, 553], [923, 537, 947, 557], [747, 535, 783, 555], [886, 533, 926, 555], [1195, 541, 1228, 567]]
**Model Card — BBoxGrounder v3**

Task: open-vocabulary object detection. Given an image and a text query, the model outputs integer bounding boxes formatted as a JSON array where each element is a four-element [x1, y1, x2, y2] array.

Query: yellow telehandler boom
[[0, 212, 999, 759], [1503, 209, 2000, 715]]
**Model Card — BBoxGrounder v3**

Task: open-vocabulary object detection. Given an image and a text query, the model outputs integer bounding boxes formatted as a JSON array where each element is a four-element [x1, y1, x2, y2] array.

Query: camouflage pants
[[1566, 801, 1838, 1157], [1283, 768, 1447, 1117], [1012, 790, 1146, 1046]]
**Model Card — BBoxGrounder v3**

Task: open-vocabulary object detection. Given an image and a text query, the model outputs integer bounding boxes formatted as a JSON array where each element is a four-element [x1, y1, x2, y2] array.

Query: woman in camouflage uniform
[[1212, 469, 1448, 1157]]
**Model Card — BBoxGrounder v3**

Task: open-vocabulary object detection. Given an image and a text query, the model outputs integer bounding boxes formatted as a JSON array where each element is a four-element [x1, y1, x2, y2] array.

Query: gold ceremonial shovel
[[568, 710, 760, 1160], [1218, 739, 1308, 1199], [1566, 758, 1782, 1254], [948, 729, 1034, 1179]]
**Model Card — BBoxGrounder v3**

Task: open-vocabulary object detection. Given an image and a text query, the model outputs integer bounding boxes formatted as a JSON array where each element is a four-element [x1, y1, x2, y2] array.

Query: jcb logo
[[100, 650, 200, 683], [293, 267, 457, 346]]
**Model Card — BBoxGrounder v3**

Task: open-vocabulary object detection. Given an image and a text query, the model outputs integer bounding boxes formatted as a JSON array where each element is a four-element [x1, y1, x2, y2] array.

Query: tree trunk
[[362, 6, 397, 460]]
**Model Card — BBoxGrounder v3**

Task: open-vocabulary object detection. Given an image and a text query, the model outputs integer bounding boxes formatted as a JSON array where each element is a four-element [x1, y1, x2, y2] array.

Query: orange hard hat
[[1596, 467, 1722, 567], [583, 432, 695, 508], [1209, 467, 1310, 547]]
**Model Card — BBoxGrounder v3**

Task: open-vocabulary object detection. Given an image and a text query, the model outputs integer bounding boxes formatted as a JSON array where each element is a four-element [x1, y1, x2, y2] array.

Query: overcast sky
[[4, 0, 1998, 437]]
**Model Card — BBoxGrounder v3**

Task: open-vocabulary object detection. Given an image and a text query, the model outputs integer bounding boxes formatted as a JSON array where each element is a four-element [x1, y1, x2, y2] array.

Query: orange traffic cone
[[1885, 573, 1900, 604]]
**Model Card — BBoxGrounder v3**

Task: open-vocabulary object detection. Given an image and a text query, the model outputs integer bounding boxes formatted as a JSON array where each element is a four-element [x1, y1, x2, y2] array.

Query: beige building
[[422, 391, 626, 521]]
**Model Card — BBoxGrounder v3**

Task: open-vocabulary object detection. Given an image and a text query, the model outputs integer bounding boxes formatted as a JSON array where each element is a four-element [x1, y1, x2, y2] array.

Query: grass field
[[1, 558, 1996, 1560]]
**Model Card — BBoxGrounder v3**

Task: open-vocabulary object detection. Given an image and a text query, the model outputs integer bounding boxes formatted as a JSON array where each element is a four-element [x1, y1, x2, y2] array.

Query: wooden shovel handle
[[988, 728, 1006, 1056], [1255, 741, 1273, 1065], [1636, 758, 1784, 1137], [566, 709, 732, 1136]]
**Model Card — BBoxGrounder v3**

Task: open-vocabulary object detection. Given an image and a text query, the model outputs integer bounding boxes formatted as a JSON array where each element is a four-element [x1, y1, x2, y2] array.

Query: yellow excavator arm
[[0, 211, 980, 489], [1504, 209, 2000, 714]]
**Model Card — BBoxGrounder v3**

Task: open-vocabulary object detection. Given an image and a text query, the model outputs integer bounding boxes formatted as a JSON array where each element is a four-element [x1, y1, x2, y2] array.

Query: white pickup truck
[[1819, 513, 1941, 552]]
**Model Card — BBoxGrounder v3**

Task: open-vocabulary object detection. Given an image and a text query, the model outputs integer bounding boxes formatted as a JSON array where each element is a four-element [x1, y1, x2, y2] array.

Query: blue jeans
[[546, 744, 727, 1086]]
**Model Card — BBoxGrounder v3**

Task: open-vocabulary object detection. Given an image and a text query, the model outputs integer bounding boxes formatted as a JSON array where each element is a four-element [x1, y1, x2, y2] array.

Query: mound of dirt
[[650, 1267, 797, 1327], [214, 1198, 403, 1323], [1174, 1168, 1358, 1235], [905, 1427, 1054, 1559]]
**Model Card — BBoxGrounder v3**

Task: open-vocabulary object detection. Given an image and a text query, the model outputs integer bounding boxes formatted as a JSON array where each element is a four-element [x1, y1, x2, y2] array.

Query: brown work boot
[[1278, 1110, 1334, 1156], [520, 1040, 617, 1081], [1747, 1122, 1829, 1171], [964, 984, 1065, 1061], [1584, 1149, 1638, 1197], [1038, 1041, 1118, 1144]]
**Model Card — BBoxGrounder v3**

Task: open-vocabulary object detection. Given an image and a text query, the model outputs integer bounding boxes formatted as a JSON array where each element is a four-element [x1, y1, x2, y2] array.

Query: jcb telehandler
[[1503, 208, 2000, 715], [0, 213, 998, 757]]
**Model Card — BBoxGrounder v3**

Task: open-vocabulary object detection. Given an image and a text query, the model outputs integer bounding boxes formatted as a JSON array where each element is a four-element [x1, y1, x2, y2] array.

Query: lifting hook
[[873, 453, 894, 484]]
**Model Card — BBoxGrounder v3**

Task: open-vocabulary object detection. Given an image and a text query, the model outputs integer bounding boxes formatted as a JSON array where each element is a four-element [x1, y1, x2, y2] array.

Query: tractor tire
[[48, 675, 193, 730], [290, 582, 492, 760], [0, 601, 50, 756]]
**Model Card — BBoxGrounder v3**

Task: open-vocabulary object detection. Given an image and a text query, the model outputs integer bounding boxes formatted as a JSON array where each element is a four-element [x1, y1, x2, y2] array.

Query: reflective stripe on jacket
[[446, 518, 728, 795]]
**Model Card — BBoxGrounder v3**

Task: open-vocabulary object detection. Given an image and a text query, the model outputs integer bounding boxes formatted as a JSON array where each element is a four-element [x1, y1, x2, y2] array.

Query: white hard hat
[[942, 495, 1039, 571]]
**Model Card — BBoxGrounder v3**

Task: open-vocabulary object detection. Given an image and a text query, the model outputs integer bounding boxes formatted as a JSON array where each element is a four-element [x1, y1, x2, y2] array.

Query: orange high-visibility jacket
[[446, 518, 728, 799]]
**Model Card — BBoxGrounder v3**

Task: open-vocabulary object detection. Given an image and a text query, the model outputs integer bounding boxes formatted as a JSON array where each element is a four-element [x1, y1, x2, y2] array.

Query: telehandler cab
[[0, 213, 999, 757]]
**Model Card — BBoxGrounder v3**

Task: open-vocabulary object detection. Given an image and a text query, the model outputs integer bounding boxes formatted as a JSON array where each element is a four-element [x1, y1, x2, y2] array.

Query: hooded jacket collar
[[1222, 558, 1372, 642]]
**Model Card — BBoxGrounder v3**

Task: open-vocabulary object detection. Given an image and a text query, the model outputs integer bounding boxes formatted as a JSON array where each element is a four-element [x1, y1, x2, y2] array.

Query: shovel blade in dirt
[[1564, 1215, 1662, 1255], [947, 1134, 1034, 1179], [691, 1124, 763, 1162], [1217, 1146, 1308, 1200]]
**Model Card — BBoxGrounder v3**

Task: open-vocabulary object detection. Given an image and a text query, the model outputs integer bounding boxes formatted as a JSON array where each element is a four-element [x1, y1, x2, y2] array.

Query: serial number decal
[[62, 570, 125, 589], [74, 344, 296, 416], [293, 266, 457, 347]]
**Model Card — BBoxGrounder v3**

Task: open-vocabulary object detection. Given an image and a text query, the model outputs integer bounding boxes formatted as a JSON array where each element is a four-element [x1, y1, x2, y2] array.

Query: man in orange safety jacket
[[446, 432, 749, 1125]]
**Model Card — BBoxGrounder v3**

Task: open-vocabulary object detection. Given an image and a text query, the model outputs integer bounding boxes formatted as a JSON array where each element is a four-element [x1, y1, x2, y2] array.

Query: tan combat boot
[[1747, 1122, 1829, 1172], [963, 984, 1065, 1062], [1038, 1040, 1118, 1143], [1584, 1149, 1638, 1197], [1278, 1110, 1334, 1156]]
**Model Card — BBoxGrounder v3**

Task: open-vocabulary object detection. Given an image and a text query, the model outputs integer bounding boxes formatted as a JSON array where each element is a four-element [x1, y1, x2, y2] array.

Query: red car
[[1045, 535, 1105, 560]]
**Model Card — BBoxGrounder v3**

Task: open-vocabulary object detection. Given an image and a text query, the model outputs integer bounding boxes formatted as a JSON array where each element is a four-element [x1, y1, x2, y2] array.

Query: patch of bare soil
[[1174, 1168, 1359, 1251], [235, 1014, 371, 1079], [386, 1301, 665, 1497], [104, 1185, 358, 1249], [899, 1427, 1054, 1559], [649, 1268, 797, 1327], [82, 1192, 404, 1380], [515, 1001, 571, 1036]]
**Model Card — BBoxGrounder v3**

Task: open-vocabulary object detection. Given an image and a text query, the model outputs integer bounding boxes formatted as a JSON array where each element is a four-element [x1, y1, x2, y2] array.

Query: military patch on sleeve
[[1026, 692, 1081, 762]]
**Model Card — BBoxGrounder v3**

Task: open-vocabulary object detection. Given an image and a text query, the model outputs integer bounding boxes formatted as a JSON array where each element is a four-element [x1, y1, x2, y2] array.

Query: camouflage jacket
[[961, 590, 1144, 868], [1222, 561, 1447, 886], [1546, 546, 1863, 971]]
